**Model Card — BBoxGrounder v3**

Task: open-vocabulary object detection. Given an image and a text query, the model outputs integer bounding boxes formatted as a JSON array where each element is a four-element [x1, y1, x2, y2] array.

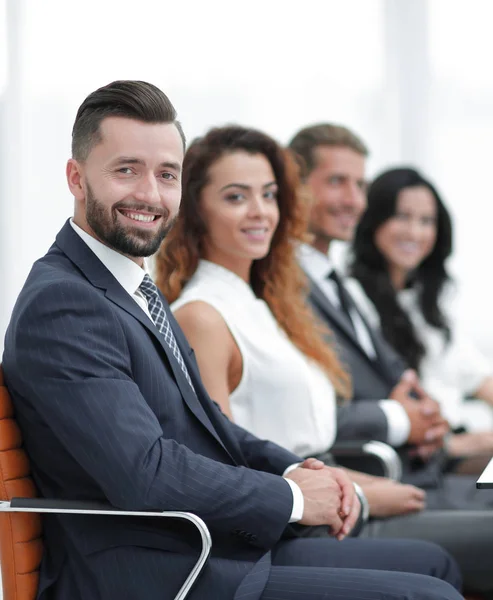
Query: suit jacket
[[306, 275, 445, 488], [3, 221, 302, 600]]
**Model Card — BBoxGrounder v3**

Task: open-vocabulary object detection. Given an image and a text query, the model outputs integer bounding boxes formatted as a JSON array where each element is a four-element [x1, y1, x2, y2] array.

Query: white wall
[[2, 0, 493, 364]]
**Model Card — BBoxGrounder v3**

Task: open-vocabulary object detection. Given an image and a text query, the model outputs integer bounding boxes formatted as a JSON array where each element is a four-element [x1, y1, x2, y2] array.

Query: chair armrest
[[331, 440, 402, 480], [0, 498, 211, 600]]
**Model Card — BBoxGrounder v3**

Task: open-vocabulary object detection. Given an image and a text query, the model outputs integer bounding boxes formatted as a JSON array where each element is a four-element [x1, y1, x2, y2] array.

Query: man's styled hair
[[71, 80, 186, 161], [288, 123, 368, 178]]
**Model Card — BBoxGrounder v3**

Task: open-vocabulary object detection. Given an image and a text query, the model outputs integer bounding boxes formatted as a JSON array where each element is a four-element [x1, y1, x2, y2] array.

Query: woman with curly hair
[[155, 125, 436, 520], [348, 167, 493, 459], [156, 125, 351, 452]]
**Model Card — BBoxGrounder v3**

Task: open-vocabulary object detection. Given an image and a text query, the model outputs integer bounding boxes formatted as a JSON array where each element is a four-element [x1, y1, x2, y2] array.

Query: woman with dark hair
[[348, 167, 493, 458]]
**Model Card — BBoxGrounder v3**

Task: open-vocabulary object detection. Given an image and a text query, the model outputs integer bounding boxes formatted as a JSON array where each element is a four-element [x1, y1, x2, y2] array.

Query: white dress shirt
[[70, 220, 151, 317], [346, 277, 493, 432], [70, 221, 304, 521], [298, 244, 411, 447]]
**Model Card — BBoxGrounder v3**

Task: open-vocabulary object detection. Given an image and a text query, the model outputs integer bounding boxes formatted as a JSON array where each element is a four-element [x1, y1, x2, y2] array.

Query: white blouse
[[345, 278, 493, 431], [171, 260, 337, 457]]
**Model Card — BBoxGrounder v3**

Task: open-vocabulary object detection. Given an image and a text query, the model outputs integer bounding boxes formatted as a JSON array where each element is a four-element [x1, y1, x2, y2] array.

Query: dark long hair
[[350, 167, 453, 371], [156, 125, 351, 398]]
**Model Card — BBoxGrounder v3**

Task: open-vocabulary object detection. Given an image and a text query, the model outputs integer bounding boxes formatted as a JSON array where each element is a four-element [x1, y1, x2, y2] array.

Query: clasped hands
[[390, 369, 450, 460], [285, 458, 360, 541]]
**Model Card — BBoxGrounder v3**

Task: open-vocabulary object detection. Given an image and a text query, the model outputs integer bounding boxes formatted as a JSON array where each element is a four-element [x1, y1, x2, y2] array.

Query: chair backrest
[[0, 365, 42, 600]]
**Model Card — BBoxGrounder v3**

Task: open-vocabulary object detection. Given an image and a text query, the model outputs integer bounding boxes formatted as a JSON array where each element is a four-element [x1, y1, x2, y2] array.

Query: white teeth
[[122, 212, 155, 222], [244, 228, 267, 234]]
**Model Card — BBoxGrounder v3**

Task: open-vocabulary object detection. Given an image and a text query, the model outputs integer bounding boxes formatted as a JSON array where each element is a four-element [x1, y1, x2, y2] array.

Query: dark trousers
[[255, 537, 462, 600], [362, 509, 493, 596]]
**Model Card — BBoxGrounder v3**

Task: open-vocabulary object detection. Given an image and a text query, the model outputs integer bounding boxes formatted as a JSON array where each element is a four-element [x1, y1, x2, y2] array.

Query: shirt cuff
[[283, 462, 301, 476], [284, 477, 305, 523], [379, 399, 411, 447]]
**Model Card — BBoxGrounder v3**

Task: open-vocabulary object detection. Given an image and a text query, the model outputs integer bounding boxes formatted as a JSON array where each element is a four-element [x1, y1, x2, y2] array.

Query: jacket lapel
[[170, 317, 247, 465], [308, 277, 361, 343], [55, 221, 237, 462], [308, 276, 390, 371]]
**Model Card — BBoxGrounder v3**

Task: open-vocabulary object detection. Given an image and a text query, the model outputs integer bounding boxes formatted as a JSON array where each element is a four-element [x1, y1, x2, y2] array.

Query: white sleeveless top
[[171, 260, 336, 457]]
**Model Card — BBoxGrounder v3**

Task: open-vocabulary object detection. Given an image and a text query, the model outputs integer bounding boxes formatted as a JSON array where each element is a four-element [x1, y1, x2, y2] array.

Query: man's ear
[[66, 159, 85, 201], [298, 182, 315, 209]]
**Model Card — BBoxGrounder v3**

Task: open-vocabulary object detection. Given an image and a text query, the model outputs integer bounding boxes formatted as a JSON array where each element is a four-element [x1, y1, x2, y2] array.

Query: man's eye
[[161, 172, 175, 180], [118, 167, 133, 174]]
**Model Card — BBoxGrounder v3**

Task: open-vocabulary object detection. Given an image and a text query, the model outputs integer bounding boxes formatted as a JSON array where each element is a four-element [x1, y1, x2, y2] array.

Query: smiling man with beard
[[84, 180, 177, 257], [71, 98, 182, 261]]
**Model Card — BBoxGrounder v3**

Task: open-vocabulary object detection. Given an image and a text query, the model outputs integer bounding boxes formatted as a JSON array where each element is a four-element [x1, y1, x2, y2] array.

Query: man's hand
[[289, 459, 360, 539], [403, 400, 449, 445], [362, 480, 426, 518], [390, 370, 449, 448], [389, 369, 420, 402]]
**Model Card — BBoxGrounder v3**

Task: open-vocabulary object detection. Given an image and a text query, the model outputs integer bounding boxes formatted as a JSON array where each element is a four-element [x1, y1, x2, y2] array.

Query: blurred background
[[1, 0, 493, 362]]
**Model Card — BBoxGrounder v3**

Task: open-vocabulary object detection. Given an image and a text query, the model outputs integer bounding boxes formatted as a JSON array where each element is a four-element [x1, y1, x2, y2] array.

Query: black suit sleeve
[[220, 414, 302, 474], [5, 280, 293, 548], [336, 402, 389, 443]]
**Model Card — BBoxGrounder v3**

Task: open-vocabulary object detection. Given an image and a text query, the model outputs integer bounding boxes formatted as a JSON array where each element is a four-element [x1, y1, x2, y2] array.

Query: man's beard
[[85, 184, 176, 257]]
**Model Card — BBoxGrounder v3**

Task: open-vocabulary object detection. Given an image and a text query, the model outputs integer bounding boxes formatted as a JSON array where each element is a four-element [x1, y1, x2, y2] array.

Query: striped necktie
[[139, 274, 195, 391]]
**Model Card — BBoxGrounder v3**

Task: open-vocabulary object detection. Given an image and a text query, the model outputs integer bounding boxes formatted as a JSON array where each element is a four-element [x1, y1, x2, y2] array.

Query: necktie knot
[[327, 269, 341, 286], [139, 273, 159, 300]]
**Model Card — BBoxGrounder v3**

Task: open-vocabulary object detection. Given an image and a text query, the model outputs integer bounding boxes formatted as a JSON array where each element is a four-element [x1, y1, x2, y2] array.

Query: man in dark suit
[[2, 82, 463, 600]]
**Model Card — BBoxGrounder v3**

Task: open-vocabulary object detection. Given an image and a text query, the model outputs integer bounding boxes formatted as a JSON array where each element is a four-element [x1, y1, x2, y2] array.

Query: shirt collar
[[298, 243, 334, 282], [70, 219, 147, 296]]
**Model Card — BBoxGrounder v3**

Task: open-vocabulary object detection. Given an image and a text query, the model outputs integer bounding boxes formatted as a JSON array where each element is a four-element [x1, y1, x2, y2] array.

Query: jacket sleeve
[[4, 280, 293, 548], [336, 401, 389, 443], [222, 416, 302, 474]]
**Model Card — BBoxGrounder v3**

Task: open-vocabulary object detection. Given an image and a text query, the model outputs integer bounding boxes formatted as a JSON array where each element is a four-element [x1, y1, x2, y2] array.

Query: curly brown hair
[[156, 125, 351, 399]]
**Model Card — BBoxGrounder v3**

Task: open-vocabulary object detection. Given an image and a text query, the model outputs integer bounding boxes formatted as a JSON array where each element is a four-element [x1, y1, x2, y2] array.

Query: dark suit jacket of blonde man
[[305, 266, 493, 507]]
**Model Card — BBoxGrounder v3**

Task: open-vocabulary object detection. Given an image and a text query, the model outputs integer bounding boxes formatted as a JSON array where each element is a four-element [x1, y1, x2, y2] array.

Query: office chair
[[0, 365, 211, 600]]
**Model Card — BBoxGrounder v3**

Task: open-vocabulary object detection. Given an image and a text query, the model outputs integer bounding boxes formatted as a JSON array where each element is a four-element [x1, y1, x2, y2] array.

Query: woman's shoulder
[[170, 262, 249, 336], [344, 277, 382, 329], [172, 298, 231, 340], [171, 279, 214, 308], [171, 280, 227, 321], [399, 279, 456, 317], [171, 263, 227, 310]]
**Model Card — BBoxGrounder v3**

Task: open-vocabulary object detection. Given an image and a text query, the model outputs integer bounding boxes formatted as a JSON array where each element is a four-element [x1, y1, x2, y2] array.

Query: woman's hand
[[361, 480, 426, 518], [446, 431, 493, 458]]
